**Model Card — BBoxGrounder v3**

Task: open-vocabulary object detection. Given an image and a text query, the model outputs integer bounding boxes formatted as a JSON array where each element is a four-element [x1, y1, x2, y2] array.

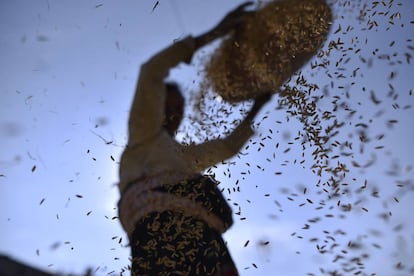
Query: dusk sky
[[1, 1, 414, 275]]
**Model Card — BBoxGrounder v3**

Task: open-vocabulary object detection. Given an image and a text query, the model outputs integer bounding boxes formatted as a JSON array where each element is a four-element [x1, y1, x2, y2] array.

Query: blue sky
[[1, 0, 414, 275]]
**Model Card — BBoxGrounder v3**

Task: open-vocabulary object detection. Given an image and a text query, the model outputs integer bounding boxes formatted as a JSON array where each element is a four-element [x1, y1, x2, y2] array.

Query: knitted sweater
[[118, 36, 254, 195]]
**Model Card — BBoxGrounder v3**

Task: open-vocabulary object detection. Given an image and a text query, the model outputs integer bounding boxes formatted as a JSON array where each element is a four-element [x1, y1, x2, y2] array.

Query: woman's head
[[163, 82, 184, 136]]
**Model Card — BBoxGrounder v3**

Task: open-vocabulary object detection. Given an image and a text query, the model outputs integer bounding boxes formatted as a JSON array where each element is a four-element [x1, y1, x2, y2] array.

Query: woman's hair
[[165, 82, 182, 96], [165, 82, 184, 107], [164, 82, 185, 136]]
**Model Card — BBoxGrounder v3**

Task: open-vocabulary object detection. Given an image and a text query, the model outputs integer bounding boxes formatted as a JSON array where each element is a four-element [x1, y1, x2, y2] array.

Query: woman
[[118, 3, 270, 275]]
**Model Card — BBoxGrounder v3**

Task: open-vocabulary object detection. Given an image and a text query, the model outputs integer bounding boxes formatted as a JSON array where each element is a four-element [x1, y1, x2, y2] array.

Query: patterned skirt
[[127, 175, 238, 275]]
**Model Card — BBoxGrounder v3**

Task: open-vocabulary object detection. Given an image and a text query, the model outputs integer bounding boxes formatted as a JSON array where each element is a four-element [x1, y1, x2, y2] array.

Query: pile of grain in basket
[[204, 0, 332, 102]]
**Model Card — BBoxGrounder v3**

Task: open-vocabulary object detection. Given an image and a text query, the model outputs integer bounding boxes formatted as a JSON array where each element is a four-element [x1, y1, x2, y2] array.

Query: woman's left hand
[[245, 92, 272, 122]]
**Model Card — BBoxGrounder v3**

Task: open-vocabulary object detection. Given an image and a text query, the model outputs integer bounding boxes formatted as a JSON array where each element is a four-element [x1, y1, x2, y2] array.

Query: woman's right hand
[[194, 2, 255, 49], [212, 2, 255, 36]]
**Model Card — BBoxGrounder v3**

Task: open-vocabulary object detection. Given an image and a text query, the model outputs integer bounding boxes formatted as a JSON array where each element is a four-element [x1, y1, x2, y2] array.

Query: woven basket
[[205, 0, 332, 102]]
